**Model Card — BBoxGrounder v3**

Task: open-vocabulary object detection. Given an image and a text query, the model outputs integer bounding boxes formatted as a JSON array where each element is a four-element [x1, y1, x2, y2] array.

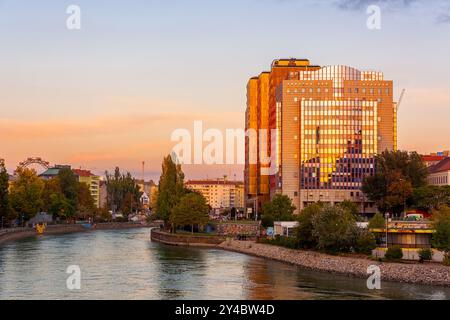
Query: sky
[[1, 0, 449, 181]]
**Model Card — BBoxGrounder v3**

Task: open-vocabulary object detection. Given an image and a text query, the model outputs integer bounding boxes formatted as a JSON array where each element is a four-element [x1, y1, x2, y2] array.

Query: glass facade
[[300, 100, 377, 190]]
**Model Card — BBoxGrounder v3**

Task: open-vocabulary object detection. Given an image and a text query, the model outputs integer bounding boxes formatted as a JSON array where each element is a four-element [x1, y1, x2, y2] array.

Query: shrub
[[418, 248, 433, 261], [368, 212, 386, 229], [442, 253, 450, 266], [311, 204, 357, 254], [385, 246, 403, 261], [353, 229, 377, 255], [294, 203, 322, 249]]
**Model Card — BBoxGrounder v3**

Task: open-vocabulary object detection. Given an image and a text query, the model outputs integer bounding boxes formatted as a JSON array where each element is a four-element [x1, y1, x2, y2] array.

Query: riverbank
[[0, 222, 149, 245], [219, 239, 450, 287]]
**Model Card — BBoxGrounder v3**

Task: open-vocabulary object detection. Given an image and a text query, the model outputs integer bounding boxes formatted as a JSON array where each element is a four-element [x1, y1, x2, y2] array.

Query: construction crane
[[396, 89, 406, 112]]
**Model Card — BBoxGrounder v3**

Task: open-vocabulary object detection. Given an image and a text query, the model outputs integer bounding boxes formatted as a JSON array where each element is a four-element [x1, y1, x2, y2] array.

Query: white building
[[186, 179, 244, 209], [428, 158, 450, 186]]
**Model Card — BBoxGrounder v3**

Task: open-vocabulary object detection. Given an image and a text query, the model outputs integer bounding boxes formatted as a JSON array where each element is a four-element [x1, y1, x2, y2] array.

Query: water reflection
[[0, 228, 449, 300]]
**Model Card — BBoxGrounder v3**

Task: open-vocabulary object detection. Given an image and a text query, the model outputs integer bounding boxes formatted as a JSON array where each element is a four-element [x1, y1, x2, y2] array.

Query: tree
[[412, 185, 450, 212], [261, 194, 296, 228], [77, 182, 96, 219], [156, 155, 185, 222], [47, 192, 72, 219], [105, 167, 142, 216], [432, 205, 450, 253], [294, 203, 322, 249], [9, 167, 45, 221], [0, 160, 11, 223], [311, 204, 357, 254], [368, 212, 386, 229], [58, 168, 79, 217], [337, 200, 359, 219], [170, 192, 209, 233], [362, 150, 427, 215]]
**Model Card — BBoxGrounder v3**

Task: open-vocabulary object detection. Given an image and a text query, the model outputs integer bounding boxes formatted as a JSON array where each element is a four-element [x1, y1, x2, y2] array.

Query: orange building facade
[[245, 59, 396, 215]]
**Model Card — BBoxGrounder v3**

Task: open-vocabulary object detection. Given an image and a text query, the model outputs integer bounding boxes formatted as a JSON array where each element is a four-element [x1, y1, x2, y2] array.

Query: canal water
[[0, 228, 449, 300]]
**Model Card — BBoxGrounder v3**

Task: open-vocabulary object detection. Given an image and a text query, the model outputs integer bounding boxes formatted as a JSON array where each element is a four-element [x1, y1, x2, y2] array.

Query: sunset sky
[[1, 0, 449, 181]]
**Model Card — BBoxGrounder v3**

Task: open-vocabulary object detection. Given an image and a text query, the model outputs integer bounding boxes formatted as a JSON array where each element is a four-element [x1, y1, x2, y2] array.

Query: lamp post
[[385, 212, 390, 248]]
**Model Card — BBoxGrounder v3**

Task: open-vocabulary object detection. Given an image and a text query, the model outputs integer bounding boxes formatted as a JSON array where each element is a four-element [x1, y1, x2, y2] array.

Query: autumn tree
[[0, 159, 11, 222], [9, 167, 45, 221], [77, 183, 96, 219], [362, 150, 427, 215]]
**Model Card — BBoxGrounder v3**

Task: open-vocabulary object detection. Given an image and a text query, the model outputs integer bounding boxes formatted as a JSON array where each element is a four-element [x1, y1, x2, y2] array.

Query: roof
[[429, 157, 450, 174], [186, 180, 244, 186], [72, 169, 94, 177], [39, 168, 62, 177], [422, 155, 446, 162]]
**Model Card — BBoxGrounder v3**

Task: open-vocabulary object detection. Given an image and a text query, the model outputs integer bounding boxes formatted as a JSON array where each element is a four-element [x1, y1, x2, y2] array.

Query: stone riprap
[[219, 240, 450, 287]]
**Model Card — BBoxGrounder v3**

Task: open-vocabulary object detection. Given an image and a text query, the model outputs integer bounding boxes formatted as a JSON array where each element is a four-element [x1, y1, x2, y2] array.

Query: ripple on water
[[1, 228, 449, 300]]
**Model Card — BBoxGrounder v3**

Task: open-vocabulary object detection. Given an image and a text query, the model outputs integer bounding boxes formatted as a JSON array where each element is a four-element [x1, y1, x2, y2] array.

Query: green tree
[[47, 192, 72, 219], [412, 185, 450, 212], [58, 168, 79, 217], [362, 150, 427, 215], [156, 155, 185, 222], [9, 167, 45, 221], [432, 205, 450, 253], [338, 200, 359, 219], [105, 167, 142, 216], [0, 159, 11, 223], [311, 204, 357, 254], [261, 194, 296, 228], [170, 192, 209, 233], [294, 203, 322, 249], [368, 212, 386, 229]]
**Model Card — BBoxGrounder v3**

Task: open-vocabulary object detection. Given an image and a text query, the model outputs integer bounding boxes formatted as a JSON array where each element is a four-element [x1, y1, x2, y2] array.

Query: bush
[[418, 248, 433, 261], [368, 212, 386, 229], [311, 204, 357, 254], [294, 203, 322, 249], [443, 253, 450, 266], [353, 229, 377, 255], [385, 246, 403, 261], [260, 235, 300, 249]]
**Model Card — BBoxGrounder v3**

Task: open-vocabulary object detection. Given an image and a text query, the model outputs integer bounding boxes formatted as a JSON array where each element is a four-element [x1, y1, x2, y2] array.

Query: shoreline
[[218, 239, 450, 287], [0, 222, 149, 246]]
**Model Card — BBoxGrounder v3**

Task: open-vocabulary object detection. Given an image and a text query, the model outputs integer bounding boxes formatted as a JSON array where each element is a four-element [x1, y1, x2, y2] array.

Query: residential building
[[427, 157, 450, 186], [421, 151, 449, 167], [245, 59, 396, 215], [136, 180, 158, 209], [186, 179, 245, 210], [73, 169, 101, 208], [39, 165, 71, 180], [99, 180, 108, 209]]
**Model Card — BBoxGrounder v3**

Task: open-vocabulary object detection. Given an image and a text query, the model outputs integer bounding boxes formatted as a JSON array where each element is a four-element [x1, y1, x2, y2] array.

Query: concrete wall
[[215, 222, 261, 237], [150, 229, 225, 247]]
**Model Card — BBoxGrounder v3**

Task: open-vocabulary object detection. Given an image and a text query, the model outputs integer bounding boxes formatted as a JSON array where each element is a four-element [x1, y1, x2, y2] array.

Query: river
[[0, 228, 449, 300]]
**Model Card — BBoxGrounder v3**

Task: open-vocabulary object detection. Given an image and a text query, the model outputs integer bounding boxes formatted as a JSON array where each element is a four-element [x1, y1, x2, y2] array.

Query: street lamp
[[385, 212, 390, 248]]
